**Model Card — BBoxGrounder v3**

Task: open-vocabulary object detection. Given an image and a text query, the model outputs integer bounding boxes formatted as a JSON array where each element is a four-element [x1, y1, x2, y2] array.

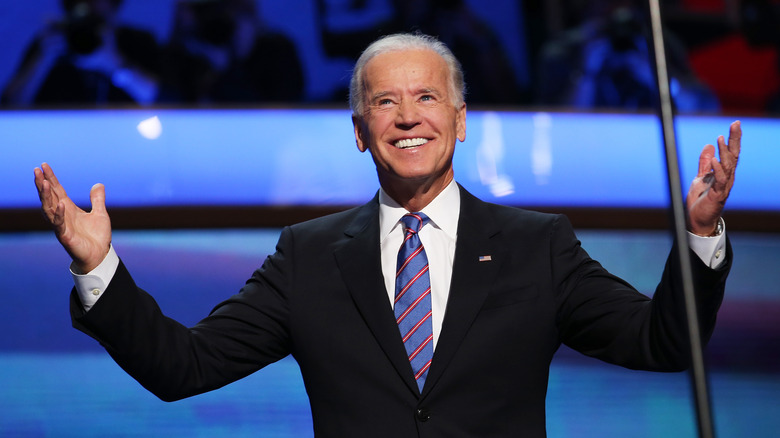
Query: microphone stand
[[646, 1, 715, 437]]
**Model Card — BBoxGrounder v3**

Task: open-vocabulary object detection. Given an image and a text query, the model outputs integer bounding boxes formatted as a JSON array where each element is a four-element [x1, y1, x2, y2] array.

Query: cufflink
[[713, 218, 724, 236]]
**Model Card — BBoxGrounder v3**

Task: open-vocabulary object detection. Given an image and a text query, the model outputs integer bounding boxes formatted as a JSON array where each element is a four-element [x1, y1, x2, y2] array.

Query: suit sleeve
[[551, 215, 730, 371], [70, 227, 296, 401]]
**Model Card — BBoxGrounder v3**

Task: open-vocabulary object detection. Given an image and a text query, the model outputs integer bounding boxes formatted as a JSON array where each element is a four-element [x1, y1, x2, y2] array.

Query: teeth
[[394, 138, 429, 149]]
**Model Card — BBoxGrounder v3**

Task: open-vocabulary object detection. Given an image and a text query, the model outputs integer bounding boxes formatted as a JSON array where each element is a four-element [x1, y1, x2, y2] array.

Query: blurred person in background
[[317, 0, 524, 104], [683, 0, 780, 114], [158, 0, 305, 105], [536, 0, 719, 112], [1, 0, 161, 107]]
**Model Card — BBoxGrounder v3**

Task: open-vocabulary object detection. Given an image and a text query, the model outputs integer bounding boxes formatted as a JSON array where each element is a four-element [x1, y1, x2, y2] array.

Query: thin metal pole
[[646, 1, 715, 437]]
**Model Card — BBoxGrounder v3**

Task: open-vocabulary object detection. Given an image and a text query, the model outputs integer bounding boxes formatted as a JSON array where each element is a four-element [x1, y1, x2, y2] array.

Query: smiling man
[[35, 33, 740, 437], [352, 42, 466, 213]]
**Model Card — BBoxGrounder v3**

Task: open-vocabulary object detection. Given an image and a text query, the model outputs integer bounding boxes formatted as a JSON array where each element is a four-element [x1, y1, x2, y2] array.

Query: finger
[[716, 135, 731, 171], [728, 120, 741, 159], [709, 158, 733, 197], [710, 158, 725, 184], [39, 181, 67, 232], [53, 200, 66, 228], [39, 180, 58, 222], [697, 144, 716, 177], [41, 162, 68, 200], [34, 167, 45, 199], [52, 200, 69, 238], [718, 121, 741, 172], [40, 163, 57, 185], [89, 183, 107, 215], [35, 167, 59, 206]]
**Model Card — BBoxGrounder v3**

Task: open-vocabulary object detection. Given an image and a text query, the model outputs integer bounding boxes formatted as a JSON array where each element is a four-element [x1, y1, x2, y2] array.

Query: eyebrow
[[418, 87, 442, 96], [369, 91, 393, 103], [369, 88, 443, 103]]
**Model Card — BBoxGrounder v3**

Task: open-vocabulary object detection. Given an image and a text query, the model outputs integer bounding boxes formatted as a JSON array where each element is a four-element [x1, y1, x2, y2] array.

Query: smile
[[394, 138, 429, 149]]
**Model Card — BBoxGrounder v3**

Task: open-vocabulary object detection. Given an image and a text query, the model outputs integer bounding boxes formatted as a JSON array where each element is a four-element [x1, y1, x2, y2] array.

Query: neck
[[381, 175, 453, 212]]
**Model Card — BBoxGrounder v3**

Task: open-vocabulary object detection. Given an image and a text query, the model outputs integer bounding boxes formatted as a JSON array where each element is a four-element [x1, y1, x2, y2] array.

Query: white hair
[[349, 33, 466, 117]]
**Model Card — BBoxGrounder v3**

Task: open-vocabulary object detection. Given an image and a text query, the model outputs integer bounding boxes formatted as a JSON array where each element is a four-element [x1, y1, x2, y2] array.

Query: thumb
[[90, 183, 107, 214]]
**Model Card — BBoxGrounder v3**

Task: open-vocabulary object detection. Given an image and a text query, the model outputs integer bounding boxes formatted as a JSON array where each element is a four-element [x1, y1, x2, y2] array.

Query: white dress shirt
[[73, 181, 729, 342], [379, 180, 460, 350]]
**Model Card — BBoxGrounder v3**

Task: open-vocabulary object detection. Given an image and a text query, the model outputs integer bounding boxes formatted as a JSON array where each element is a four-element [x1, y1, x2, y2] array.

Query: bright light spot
[[489, 175, 515, 197], [531, 112, 553, 185], [477, 111, 515, 197], [137, 116, 162, 140]]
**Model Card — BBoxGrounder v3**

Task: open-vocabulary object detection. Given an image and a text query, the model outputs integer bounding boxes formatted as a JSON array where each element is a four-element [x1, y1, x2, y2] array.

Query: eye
[[372, 97, 396, 108], [419, 94, 439, 104]]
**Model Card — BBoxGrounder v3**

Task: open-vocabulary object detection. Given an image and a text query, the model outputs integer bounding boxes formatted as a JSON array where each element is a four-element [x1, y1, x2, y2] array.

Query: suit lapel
[[422, 186, 505, 396], [333, 196, 420, 395]]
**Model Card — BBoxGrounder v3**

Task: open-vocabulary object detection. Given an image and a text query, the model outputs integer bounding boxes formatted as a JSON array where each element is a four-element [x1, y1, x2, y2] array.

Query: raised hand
[[686, 121, 741, 236], [34, 163, 112, 273]]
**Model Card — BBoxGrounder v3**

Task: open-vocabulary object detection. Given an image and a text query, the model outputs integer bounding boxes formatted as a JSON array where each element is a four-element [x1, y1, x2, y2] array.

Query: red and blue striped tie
[[395, 212, 433, 392]]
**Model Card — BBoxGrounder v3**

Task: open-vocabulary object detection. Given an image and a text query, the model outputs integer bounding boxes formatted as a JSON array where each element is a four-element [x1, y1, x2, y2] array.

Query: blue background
[[3, 110, 778, 210]]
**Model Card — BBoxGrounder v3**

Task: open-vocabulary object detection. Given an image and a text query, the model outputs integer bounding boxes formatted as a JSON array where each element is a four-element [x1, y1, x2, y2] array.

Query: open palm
[[34, 163, 112, 273]]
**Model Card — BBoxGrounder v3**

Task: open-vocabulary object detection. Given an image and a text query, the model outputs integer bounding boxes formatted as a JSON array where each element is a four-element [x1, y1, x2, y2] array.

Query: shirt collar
[[379, 180, 460, 241]]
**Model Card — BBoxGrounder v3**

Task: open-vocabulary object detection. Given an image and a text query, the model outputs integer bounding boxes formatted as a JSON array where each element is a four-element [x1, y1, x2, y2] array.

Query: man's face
[[353, 49, 466, 193]]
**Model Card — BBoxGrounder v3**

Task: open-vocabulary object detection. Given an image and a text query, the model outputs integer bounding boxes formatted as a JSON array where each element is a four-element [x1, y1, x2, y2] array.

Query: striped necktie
[[395, 212, 433, 392]]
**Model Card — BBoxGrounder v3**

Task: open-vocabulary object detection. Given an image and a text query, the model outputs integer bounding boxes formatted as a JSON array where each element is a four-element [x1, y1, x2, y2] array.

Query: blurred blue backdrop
[[3, 110, 778, 210]]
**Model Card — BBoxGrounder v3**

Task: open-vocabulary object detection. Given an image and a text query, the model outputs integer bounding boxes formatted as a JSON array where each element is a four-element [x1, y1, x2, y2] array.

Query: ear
[[352, 115, 368, 152], [456, 103, 467, 142]]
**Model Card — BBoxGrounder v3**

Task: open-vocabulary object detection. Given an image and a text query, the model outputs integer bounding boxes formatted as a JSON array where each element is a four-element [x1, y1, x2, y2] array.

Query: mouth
[[393, 138, 430, 149]]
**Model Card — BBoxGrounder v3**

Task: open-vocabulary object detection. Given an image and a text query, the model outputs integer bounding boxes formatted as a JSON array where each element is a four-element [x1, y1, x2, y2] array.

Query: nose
[[395, 99, 422, 128]]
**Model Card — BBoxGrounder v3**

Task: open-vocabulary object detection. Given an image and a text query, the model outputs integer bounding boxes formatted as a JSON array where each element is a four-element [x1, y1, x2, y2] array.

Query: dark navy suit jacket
[[71, 185, 730, 437]]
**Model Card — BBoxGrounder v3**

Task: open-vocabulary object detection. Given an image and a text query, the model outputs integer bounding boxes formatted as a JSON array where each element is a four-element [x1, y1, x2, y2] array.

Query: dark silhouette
[[317, 0, 524, 104], [158, 0, 305, 105], [536, 1, 719, 112], [2, 0, 161, 107]]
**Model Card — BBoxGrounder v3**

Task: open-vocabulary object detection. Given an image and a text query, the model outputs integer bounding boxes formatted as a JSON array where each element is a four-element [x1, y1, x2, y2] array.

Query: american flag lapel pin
[[478, 255, 492, 262]]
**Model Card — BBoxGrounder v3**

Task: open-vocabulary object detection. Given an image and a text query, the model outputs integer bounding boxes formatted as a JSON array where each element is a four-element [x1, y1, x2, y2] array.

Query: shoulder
[[285, 197, 378, 241], [290, 204, 365, 233], [458, 185, 566, 233], [263, 201, 377, 260]]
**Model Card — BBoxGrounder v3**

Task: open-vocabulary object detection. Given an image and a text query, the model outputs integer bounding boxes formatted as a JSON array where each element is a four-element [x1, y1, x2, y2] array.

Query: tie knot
[[401, 212, 429, 234]]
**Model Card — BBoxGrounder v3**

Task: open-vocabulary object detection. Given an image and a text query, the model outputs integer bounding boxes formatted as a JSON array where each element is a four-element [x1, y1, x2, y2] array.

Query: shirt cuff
[[687, 218, 727, 269], [71, 245, 119, 312]]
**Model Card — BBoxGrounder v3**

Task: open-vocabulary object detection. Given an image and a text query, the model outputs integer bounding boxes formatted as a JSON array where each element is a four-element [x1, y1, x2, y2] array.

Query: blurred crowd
[[1, 0, 303, 107], [2, 0, 778, 114], [534, 0, 780, 114]]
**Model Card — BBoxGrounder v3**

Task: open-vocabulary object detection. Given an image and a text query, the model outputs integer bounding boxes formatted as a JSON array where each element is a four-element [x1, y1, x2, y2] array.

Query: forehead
[[362, 49, 450, 93]]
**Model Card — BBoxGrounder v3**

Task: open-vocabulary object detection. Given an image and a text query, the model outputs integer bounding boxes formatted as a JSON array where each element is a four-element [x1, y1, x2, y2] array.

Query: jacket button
[[416, 408, 431, 422]]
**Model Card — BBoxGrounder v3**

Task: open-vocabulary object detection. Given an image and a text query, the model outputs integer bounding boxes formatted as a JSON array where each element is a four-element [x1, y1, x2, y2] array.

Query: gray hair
[[349, 33, 466, 117]]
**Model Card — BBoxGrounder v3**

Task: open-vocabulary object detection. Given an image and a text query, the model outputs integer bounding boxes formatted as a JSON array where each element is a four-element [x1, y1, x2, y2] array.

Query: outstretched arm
[[34, 163, 112, 273], [686, 121, 741, 236]]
